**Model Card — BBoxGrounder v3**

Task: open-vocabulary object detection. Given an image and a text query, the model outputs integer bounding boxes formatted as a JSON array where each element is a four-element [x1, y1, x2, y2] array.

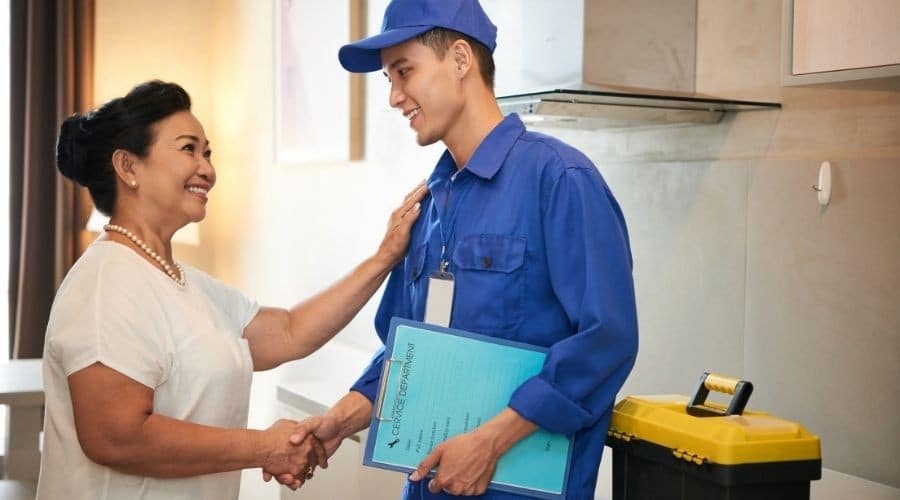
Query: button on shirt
[[352, 114, 638, 499]]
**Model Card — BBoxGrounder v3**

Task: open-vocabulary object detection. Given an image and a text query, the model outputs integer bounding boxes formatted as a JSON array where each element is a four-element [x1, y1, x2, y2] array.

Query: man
[[293, 1, 638, 498]]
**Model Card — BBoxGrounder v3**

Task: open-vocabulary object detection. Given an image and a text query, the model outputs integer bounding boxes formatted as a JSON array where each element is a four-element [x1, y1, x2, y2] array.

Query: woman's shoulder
[[45, 243, 142, 346], [68, 242, 228, 297], [55, 241, 158, 304], [69, 240, 148, 278]]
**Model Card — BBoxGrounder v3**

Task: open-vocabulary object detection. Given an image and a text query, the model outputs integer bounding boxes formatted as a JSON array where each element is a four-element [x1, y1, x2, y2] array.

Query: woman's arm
[[243, 182, 426, 371], [69, 363, 324, 478]]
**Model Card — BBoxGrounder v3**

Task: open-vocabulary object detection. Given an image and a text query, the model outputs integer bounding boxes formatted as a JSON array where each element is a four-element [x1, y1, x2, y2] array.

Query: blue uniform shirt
[[352, 114, 638, 499]]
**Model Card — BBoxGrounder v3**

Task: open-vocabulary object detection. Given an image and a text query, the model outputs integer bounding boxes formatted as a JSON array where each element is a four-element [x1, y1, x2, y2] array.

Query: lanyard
[[436, 169, 475, 273]]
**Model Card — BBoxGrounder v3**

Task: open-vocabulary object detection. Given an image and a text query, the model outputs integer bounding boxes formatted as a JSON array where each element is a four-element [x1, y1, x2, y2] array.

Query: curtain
[[9, 0, 94, 359]]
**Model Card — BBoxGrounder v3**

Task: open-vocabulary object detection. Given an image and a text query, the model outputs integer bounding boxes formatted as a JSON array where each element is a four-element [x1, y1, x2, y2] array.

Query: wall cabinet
[[782, 0, 900, 85]]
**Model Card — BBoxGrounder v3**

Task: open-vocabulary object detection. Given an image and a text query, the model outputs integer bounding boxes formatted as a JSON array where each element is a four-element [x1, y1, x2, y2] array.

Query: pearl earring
[[131, 180, 138, 188]]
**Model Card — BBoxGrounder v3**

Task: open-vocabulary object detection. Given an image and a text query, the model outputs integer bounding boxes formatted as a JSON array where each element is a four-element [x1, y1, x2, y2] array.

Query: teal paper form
[[363, 318, 571, 499]]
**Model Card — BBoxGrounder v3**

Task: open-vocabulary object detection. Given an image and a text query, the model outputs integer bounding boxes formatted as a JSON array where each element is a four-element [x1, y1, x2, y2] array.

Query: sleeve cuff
[[350, 350, 385, 403], [350, 377, 378, 403], [508, 376, 593, 435]]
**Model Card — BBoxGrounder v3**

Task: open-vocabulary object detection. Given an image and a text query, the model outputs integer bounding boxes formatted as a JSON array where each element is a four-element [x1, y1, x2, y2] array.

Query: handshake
[[259, 415, 342, 491]]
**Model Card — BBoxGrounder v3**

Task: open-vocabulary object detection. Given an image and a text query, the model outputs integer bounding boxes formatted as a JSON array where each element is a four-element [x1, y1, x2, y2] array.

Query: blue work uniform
[[351, 113, 639, 499]]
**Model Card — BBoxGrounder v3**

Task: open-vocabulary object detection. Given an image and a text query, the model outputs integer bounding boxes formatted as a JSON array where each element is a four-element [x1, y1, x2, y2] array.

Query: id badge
[[423, 271, 455, 327]]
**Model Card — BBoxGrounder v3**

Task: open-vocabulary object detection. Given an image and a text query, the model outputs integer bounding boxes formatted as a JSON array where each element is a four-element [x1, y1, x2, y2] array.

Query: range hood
[[493, 0, 781, 129], [497, 86, 780, 129]]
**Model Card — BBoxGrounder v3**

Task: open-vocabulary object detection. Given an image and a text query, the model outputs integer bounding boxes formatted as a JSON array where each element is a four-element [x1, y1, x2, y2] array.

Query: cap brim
[[339, 26, 433, 72]]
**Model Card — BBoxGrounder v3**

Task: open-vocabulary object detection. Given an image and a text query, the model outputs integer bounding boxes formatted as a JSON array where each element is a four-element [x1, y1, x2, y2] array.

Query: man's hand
[[411, 430, 500, 496], [289, 415, 345, 458], [410, 408, 539, 496]]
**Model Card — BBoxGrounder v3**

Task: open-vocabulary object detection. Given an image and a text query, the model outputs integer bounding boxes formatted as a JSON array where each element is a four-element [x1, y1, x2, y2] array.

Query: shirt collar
[[464, 113, 525, 180], [428, 113, 526, 185]]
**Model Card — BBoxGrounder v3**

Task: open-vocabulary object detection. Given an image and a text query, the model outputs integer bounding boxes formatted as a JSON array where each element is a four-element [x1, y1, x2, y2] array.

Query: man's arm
[[286, 256, 413, 454], [290, 390, 374, 455], [273, 228, 419, 486], [507, 166, 638, 435]]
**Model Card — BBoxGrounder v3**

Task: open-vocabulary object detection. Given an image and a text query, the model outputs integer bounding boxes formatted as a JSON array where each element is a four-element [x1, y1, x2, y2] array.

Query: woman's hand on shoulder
[[375, 180, 428, 267]]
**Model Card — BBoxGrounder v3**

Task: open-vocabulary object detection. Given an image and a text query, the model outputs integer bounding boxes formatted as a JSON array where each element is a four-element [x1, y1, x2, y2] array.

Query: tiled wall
[[745, 158, 900, 485], [542, 0, 900, 487]]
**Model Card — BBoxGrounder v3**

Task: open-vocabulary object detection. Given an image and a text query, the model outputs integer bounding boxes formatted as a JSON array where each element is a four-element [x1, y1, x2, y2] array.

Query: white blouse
[[38, 240, 260, 500]]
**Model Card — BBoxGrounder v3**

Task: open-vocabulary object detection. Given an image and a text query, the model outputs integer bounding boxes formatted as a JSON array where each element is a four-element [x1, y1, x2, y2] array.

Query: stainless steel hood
[[492, 0, 781, 129], [497, 86, 781, 129]]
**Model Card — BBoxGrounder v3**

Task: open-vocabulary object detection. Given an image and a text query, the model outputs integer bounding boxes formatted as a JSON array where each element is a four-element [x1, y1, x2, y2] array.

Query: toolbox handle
[[686, 372, 753, 417]]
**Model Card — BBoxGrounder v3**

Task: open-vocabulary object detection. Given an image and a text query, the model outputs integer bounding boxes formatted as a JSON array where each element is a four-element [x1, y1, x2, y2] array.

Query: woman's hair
[[56, 80, 192, 215]]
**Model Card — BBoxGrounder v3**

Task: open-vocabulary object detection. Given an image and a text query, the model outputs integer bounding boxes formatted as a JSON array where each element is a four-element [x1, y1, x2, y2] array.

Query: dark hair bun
[[56, 114, 92, 185], [54, 81, 192, 215]]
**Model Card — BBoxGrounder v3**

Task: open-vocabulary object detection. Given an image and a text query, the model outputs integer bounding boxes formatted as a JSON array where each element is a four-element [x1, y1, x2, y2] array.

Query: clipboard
[[363, 318, 572, 499]]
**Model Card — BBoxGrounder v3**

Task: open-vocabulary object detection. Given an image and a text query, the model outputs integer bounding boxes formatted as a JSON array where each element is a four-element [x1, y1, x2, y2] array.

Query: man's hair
[[415, 28, 495, 89]]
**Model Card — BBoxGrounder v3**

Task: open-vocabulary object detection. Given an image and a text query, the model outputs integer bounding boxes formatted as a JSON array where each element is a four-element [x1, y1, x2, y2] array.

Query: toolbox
[[606, 372, 821, 500]]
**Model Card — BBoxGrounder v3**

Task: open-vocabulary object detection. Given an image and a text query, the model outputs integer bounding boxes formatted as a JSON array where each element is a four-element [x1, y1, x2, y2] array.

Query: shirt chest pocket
[[451, 234, 526, 332]]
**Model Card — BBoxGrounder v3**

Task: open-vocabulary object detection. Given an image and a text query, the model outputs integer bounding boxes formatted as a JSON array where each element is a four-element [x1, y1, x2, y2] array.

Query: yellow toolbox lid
[[608, 395, 821, 465]]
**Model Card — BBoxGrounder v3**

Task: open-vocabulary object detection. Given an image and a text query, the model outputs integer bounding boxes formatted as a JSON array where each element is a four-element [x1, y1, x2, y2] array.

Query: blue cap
[[338, 0, 497, 73]]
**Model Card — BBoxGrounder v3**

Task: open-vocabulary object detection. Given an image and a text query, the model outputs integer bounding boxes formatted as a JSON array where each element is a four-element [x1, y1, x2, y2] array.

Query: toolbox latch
[[672, 448, 708, 465], [607, 428, 636, 442]]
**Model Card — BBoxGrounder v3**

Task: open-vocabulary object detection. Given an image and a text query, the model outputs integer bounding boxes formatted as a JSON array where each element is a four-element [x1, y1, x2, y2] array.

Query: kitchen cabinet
[[782, 0, 900, 85]]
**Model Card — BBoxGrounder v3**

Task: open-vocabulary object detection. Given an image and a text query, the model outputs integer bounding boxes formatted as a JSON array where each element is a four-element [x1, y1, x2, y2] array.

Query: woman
[[38, 80, 425, 499]]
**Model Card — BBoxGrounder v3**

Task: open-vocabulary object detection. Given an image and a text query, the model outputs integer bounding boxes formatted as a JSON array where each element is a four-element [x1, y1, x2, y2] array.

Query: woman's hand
[[260, 419, 327, 490], [375, 180, 428, 267]]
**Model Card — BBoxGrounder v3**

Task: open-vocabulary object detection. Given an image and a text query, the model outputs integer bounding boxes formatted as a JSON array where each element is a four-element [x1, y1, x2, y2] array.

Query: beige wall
[[94, 0, 214, 118], [704, 1, 899, 486], [549, 0, 899, 487]]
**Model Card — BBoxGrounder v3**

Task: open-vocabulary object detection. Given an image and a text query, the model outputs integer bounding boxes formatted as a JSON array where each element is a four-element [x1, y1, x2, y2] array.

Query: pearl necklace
[[104, 224, 186, 287]]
